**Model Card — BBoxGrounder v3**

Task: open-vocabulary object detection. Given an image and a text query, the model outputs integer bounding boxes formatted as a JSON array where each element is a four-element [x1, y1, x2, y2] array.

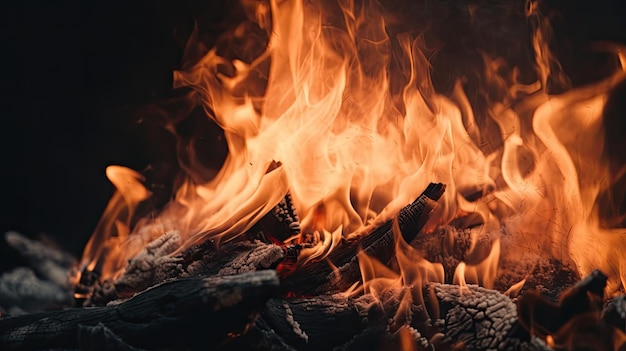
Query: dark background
[[1, 0, 625, 272]]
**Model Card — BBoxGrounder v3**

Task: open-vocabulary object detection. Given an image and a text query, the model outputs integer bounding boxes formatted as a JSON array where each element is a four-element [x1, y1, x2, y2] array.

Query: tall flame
[[80, 0, 626, 297]]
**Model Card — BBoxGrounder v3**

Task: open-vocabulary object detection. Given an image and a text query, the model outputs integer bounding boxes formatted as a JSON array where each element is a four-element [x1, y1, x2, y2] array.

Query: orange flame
[[79, 0, 626, 301]]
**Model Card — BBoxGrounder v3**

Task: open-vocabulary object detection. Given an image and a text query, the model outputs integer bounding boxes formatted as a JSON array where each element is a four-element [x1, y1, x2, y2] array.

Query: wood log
[[85, 237, 284, 306], [515, 270, 626, 350], [0, 270, 279, 351], [223, 295, 367, 351], [280, 183, 445, 295], [5, 269, 618, 350], [247, 191, 301, 243], [223, 282, 548, 351], [233, 273, 616, 350], [409, 225, 580, 298]]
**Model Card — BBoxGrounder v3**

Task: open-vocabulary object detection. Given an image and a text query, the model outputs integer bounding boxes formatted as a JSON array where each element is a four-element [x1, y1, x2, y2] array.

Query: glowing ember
[[78, 0, 626, 301]]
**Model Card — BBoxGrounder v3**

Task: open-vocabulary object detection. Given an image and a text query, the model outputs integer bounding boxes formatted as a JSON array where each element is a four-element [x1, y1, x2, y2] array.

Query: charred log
[[85, 237, 284, 306], [281, 183, 446, 295], [410, 226, 580, 297], [226, 282, 545, 351], [515, 270, 626, 350], [0, 270, 279, 351], [430, 283, 542, 350], [516, 269, 606, 340], [247, 191, 301, 243]]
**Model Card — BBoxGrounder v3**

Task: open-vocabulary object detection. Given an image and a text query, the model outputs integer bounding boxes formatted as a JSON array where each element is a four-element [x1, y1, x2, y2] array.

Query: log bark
[[280, 183, 445, 295], [0, 270, 279, 351]]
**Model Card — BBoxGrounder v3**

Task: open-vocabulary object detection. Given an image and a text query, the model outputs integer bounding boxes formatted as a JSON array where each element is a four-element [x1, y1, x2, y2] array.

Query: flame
[[79, 0, 626, 306]]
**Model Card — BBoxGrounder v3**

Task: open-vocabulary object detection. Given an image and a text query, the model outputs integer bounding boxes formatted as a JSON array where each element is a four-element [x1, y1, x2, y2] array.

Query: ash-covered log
[[83, 236, 284, 306], [0, 270, 279, 351]]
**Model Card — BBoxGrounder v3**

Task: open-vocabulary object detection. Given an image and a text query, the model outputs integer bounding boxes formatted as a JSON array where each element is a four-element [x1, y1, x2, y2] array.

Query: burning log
[[228, 271, 623, 351], [84, 236, 284, 306], [515, 270, 626, 350], [223, 282, 545, 351], [410, 226, 581, 297], [430, 283, 536, 350], [0, 270, 279, 351], [3, 263, 624, 351], [247, 191, 301, 243], [280, 183, 446, 295]]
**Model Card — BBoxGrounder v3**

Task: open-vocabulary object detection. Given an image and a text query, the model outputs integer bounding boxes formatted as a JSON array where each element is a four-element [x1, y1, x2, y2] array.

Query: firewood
[[4, 269, 612, 350], [280, 183, 446, 295], [85, 237, 284, 306], [0, 270, 279, 351], [515, 270, 626, 350], [430, 283, 543, 350], [516, 269, 606, 340], [410, 226, 580, 297], [247, 191, 301, 243], [224, 282, 549, 351]]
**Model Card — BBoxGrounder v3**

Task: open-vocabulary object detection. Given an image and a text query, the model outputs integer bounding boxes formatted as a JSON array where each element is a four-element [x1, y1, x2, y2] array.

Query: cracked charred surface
[[431, 284, 536, 350]]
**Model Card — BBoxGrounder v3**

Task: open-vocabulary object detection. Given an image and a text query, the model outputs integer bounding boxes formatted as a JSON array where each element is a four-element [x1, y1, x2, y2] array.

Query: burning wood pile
[[1, 196, 625, 350], [2, 0, 626, 350]]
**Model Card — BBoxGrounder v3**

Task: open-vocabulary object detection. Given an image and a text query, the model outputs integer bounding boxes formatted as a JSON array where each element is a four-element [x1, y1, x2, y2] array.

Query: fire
[[78, 0, 626, 302]]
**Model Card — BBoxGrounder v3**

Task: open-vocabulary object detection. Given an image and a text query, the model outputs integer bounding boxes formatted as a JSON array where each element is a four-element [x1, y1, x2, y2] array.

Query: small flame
[[80, 166, 151, 279]]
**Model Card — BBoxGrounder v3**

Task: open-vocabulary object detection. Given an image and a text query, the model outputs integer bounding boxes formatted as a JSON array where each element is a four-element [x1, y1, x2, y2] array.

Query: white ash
[[0, 267, 72, 314], [217, 242, 285, 276], [283, 301, 309, 343]]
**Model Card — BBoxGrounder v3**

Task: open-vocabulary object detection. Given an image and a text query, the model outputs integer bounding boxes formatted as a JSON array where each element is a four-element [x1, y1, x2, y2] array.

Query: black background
[[1, 0, 625, 272]]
